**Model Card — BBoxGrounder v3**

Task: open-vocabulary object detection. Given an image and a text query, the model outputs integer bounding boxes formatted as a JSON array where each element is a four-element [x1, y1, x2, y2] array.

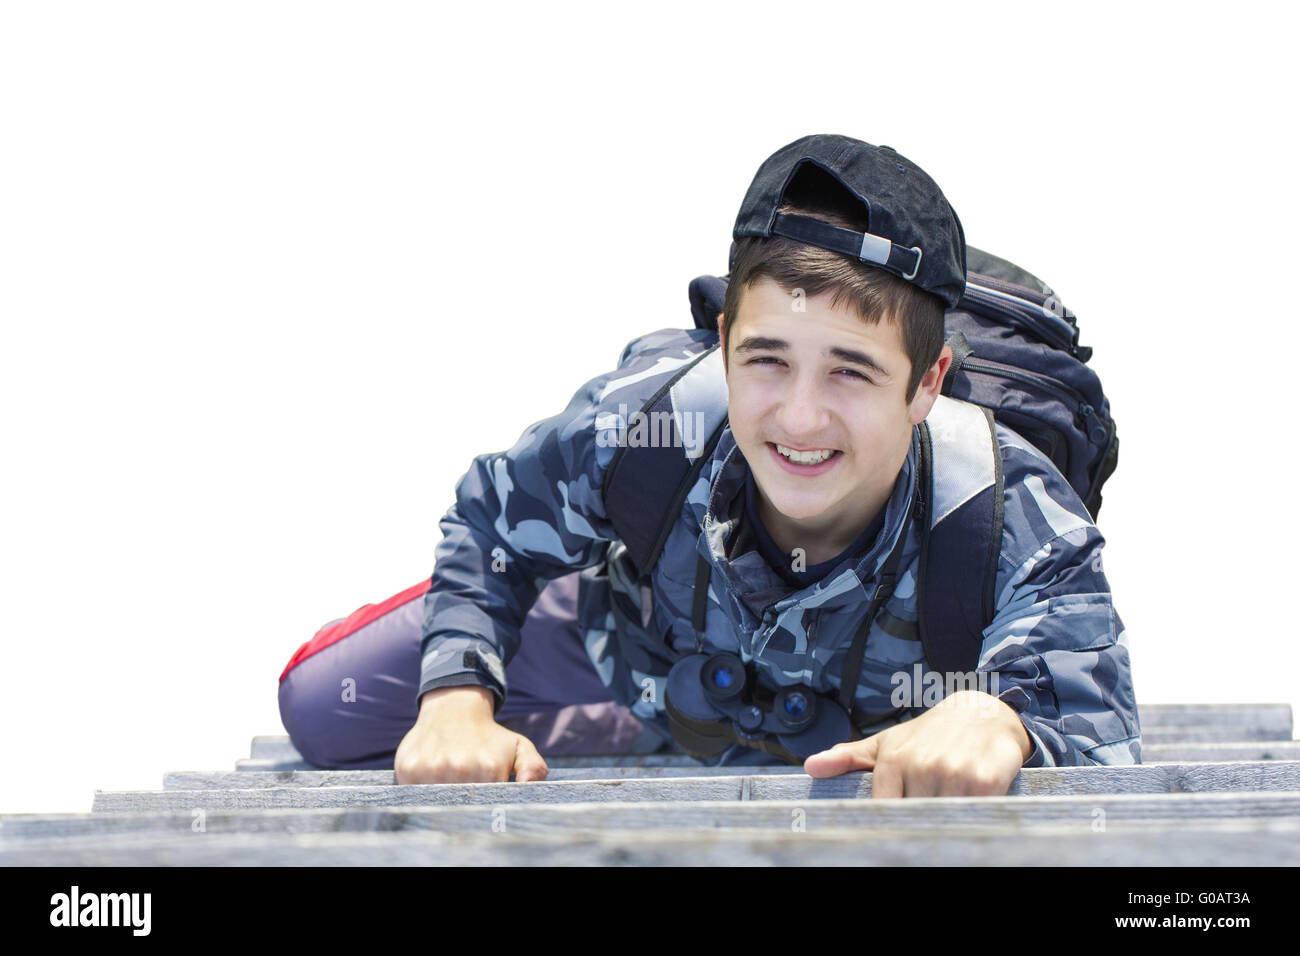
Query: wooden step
[[248, 702, 1295, 766], [9, 791, 1300, 841], [3, 817, 1299, 866], [7, 790, 1300, 868], [170, 759, 1300, 792], [92, 761, 1300, 814], [168, 765, 808, 789]]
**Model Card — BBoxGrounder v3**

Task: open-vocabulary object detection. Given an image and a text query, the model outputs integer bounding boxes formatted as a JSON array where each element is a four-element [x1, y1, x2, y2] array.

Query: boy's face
[[719, 276, 950, 559]]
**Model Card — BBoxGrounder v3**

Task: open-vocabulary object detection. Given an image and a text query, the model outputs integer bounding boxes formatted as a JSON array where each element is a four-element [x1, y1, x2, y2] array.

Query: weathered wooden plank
[[236, 758, 320, 772], [1143, 741, 1300, 762], [174, 759, 1300, 792], [746, 761, 1300, 799], [236, 751, 712, 771], [552, 741, 1300, 765], [4, 818, 1300, 866], [10, 791, 1300, 841], [249, 736, 305, 761], [94, 761, 1300, 813], [233, 753, 765, 772], [1137, 703, 1292, 729], [248, 704, 1294, 764], [1141, 730, 1292, 744], [1136, 704, 1292, 742], [93, 777, 746, 813], [170, 766, 808, 789], [551, 740, 1300, 763], [236, 743, 1300, 775]]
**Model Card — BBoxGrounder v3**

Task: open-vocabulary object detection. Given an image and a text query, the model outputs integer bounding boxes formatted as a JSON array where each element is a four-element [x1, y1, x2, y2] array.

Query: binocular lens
[[702, 653, 746, 702], [774, 686, 816, 731]]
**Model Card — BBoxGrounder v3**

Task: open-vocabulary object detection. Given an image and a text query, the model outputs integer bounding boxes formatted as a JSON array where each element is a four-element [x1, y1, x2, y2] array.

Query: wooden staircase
[[3, 704, 1298, 865]]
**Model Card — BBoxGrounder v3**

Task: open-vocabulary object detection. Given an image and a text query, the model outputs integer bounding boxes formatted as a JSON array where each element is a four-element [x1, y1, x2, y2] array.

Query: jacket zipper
[[752, 607, 778, 655], [805, 611, 819, 648]]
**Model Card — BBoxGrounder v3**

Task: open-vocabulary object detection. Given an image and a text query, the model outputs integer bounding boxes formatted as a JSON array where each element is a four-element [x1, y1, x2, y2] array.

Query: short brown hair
[[721, 202, 948, 404]]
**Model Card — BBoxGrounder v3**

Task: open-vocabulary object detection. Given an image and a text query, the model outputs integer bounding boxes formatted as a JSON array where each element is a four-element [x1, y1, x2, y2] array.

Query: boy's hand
[[394, 686, 549, 784], [803, 690, 1033, 797]]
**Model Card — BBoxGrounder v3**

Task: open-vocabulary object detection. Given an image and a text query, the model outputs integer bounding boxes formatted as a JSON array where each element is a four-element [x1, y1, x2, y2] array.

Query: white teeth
[[775, 444, 836, 465]]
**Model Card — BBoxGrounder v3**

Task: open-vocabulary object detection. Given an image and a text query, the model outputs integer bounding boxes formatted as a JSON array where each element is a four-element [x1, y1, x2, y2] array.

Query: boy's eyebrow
[[733, 335, 890, 378]]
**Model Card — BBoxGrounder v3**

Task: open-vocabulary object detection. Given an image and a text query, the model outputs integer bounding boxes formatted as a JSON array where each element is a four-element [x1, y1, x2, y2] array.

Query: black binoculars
[[663, 651, 860, 764]]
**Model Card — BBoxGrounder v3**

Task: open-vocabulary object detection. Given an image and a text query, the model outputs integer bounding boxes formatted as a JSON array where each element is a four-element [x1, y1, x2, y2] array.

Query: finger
[[804, 737, 877, 778], [440, 759, 479, 784], [906, 768, 940, 798], [918, 759, 985, 798], [869, 756, 904, 799], [952, 763, 1017, 797], [398, 764, 438, 785], [512, 736, 549, 783], [395, 758, 445, 785]]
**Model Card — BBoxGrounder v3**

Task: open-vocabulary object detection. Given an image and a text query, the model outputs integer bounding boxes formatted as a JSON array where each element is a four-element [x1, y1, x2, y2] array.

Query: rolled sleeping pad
[[276, 572, 663, 768]]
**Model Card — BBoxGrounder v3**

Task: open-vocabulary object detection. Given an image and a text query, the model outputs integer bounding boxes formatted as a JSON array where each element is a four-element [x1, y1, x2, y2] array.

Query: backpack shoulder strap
[[602, 343, 730, 580], [916, 395, 1005, 678]]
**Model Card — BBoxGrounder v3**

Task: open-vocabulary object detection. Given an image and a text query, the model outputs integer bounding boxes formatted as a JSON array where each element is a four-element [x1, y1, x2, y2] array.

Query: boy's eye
[[747, 356, 872, 383]]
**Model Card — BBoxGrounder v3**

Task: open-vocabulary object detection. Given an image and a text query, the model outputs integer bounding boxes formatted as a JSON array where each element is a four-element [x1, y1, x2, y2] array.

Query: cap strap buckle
[[772, 213, 925, 286], [862, 233, 922, 281], [901, 246, 922, 281]]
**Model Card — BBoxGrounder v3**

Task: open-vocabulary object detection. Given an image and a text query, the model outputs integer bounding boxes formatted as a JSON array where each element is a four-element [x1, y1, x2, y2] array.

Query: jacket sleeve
[[415, 368, 625, 714], [977, 437, 1141, 768], [416, 328, 713, 713]]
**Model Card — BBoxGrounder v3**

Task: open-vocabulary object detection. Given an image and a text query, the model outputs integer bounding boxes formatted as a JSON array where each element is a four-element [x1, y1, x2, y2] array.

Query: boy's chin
[[756, 483, 840, 520]]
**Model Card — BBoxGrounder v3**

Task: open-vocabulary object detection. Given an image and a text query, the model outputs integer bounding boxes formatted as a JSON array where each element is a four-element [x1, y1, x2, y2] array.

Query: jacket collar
[[700, 424, 920, 627]]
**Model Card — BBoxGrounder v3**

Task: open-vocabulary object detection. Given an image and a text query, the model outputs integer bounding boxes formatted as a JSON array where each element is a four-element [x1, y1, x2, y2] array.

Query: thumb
[[803, 736, 878, 778], [512, 735, 549, 783]]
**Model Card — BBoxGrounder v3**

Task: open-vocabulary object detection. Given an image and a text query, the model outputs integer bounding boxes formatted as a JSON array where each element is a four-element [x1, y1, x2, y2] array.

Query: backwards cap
[[731, 134, 967, 309]]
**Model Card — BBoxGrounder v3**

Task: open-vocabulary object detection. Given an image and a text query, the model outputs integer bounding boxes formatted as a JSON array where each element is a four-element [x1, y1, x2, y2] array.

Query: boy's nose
[[775, 384, 832, 442]]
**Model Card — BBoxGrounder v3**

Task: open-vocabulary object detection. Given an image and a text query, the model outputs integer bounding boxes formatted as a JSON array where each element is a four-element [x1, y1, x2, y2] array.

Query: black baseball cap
[[730, 134, 967, 309]]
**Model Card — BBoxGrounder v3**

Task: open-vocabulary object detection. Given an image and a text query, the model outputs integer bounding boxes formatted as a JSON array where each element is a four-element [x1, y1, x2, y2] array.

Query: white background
[[2, 1, 1296, 815]]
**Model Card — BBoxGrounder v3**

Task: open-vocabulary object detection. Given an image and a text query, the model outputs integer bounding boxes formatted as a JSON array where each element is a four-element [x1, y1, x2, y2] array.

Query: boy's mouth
[[768, 442, 842, 474]]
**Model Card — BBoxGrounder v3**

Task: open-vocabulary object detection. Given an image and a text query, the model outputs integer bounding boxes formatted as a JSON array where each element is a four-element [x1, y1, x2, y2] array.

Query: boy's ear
[[907, 344, 953, 425]]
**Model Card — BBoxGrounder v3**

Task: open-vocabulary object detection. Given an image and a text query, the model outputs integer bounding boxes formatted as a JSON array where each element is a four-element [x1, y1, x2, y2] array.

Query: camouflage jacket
[[418, 325, 1141, 768]]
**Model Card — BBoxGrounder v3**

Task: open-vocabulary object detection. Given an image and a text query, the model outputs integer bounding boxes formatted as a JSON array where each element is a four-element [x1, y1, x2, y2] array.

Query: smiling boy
[[719, 276, 1034, 792], [396, 134, 1139, 795]]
